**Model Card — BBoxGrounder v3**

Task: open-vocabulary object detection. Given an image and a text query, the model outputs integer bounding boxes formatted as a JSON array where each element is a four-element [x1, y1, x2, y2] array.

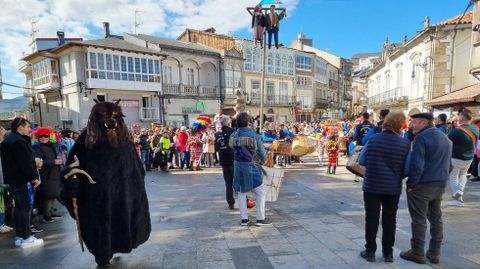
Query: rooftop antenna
[[134, 9, 144, 34], [30, 18, 39, 41]]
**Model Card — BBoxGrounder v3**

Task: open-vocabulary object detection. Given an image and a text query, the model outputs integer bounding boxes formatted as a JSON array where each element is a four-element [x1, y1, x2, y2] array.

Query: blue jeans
[[141, 149, 150, 171], [268, 27, 279, 49], [181, 151, 190, 169]]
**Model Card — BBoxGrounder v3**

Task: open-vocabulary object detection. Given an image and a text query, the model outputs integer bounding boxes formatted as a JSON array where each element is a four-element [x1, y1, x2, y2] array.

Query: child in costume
[[326, 134, 339, 175]]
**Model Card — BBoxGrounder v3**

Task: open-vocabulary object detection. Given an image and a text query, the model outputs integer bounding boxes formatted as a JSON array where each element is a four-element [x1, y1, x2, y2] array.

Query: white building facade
[[239, 40, 296, 123]]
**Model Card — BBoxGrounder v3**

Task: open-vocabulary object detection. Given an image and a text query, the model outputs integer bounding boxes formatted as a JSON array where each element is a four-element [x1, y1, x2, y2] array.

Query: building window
[[113, 55, 119, 71], [267, 53, 274, 73], [297, 96, 312, 108], [275, 54, 281, 74], [296, 76, 312, 86], [127, 57, 134, 72], [141, 59, 147, 73], [163, 65, 172, 84], [266, 81, 275, 102], [396, 64, 403, 90], [245, 48, 252, 71], [296, 55, 312, 70], [97, 53, 105, 70], [252, 49, 259, 71], [106, 54, 112, 70], [89, 52, 97, 69], [148, 59, 154, 74], [120, 56, 127, 72], [186, 68, 195, 86], [32, 58, 59, 87], [251, 80, 260, 94], [288, 56, 294, 75], [225, 67, 234, 95], [154, 60, 160, 74], [282, 55, 288, 75], [280, 82, 288, 103]]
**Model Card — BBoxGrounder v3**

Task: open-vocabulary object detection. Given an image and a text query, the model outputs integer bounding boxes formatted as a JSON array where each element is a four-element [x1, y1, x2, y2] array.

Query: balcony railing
[[163, 84, 219, 98], [250, 94, 296, 106], [368, 87, 408, 107], [140, 107, 159, 121]]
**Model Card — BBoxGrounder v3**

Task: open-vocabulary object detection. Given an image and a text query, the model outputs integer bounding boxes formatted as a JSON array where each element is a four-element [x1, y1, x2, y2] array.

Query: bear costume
[[61, 101, 151, 266]]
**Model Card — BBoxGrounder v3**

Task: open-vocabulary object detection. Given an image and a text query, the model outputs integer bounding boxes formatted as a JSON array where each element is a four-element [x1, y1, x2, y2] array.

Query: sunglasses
[[38, 135, 50, 139]]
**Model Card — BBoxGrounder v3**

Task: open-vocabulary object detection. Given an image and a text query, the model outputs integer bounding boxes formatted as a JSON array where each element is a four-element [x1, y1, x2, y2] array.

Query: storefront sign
[[113, 99, 139, 108], [182, 100, 207, 114], [296, 108, 315, 113]]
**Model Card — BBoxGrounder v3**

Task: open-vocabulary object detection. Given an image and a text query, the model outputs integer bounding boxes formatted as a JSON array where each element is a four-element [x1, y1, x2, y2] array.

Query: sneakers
[[285, 164, 293, 168], [240, 219, 249, 226], [446, 199, 464, 207], [30, 225, 43, 234], [426, 251, 440, 264], [20, 236, 44, 249], [471, 177, 480, 182], [51, 214, 63, 220], [14, 236, 22, 247], [228, 204, 234, 210], [255, 219, 272, 226], [399, 249, 426, 264], [359, 250, 376, 262], [0, 224, 14, 233], [42, 217, 54, 223], [454, 192, 464, 202]]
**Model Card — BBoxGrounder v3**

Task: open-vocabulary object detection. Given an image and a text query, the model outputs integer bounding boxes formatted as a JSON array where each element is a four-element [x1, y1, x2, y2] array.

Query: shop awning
[[426, 84, 480, 107]]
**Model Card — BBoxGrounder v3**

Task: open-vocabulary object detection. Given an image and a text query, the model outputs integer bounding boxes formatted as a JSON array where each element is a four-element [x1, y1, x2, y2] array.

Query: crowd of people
[[1, 104, 480, 266]]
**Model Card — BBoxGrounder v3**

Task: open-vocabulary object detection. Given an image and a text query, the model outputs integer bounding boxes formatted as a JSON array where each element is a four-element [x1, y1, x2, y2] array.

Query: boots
[[400, 249, 426, 264], [426, 250, 440, 264], [333, 166, 336, 175], [327, 165, 331, 174]]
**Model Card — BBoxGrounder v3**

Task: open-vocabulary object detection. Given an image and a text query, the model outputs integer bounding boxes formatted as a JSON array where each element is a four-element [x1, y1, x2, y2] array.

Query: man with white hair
[[215, 115, 236, 209]]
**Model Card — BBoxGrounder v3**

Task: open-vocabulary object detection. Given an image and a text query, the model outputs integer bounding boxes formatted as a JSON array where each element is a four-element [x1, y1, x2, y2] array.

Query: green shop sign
[[182, 100, 207, 114]]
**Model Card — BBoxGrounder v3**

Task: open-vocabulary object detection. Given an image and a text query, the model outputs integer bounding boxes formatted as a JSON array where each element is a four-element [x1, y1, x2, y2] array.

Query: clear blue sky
[[1, 0, 473, 98], [236, 0, 473, 58]]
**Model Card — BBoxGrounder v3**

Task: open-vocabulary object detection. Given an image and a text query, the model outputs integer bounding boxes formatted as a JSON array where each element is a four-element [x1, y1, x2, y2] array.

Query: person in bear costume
[[61, 100, 151, 266]]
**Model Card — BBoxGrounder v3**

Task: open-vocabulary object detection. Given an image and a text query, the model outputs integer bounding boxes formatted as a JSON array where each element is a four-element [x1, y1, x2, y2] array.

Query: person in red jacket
[[177, 126, 190, 170]]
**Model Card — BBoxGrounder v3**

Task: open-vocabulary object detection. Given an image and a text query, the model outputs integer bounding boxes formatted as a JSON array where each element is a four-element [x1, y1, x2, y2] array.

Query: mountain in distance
[[0, 96, 28, 113]]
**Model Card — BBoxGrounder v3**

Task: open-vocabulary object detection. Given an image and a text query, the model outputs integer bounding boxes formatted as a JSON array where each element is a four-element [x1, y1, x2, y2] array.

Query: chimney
[[103, 22, 110, 38], [404, 35, 408, 44], [57, 31, 65, 46]]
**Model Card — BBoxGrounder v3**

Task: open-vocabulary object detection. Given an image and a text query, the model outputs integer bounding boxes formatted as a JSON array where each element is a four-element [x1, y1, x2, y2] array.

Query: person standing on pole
[[252, 5, 266, 48], [265, 5, 286, 49]]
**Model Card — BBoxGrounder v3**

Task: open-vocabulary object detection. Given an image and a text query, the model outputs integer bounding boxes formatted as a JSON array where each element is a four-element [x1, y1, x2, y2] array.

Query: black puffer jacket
[[33, 142, 63, 199], [0, 131, 38, 186]]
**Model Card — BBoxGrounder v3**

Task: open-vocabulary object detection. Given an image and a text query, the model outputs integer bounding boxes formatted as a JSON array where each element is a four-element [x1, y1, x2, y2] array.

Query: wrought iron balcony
[[249, 94, 296, 106], [163, 84, 220, 98], [368, 87, 408, 108]]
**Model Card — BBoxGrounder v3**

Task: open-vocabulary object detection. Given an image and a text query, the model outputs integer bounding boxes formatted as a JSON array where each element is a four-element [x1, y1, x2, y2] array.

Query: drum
[[272, 140, 292, 156]]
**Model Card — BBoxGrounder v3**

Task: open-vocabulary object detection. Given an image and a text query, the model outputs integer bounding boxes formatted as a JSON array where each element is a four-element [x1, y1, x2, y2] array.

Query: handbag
[[346, 145, 365, 177]]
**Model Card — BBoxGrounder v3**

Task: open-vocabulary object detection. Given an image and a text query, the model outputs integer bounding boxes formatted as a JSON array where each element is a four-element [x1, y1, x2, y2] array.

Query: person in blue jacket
[[358, 112, 410, 263], [261, 122, 277, 142], [362, 109, 389, 145], [400, 112, 452, 265]]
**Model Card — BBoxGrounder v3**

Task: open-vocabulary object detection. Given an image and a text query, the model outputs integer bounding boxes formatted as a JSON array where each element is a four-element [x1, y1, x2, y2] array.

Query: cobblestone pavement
[[1, 155, 480, 269]]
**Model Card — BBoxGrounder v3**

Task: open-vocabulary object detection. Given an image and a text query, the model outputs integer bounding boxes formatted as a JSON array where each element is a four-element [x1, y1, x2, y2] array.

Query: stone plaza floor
[[1, 155, 480, 269]]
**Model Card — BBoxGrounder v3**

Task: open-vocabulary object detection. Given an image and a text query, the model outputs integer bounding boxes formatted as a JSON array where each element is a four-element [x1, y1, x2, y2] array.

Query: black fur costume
[[61, 101, 151, 265]]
